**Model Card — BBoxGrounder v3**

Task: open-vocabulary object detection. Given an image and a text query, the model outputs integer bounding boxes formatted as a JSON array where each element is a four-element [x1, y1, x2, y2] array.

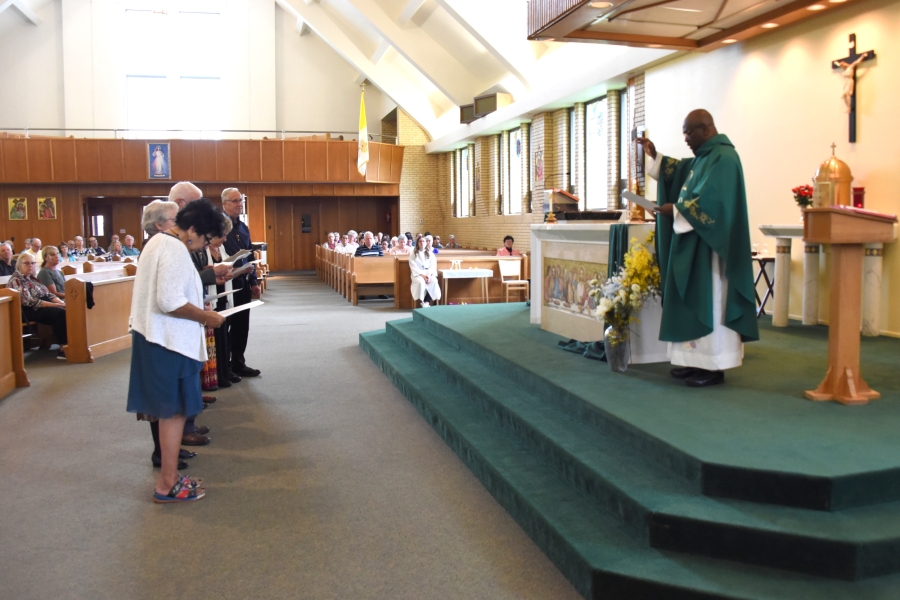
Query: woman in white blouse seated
[[127, 198, 227, 503], [410, 235, 441, 308]]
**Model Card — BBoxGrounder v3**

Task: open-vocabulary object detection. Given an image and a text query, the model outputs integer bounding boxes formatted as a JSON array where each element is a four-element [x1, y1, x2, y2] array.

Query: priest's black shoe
[[233, 365, 261, 377], [179, 449, 197, 460], [218, 378, 232, 388], [152, 454, 188, 470], [685, 369, 725, 387], [228, 372, 242, 384], [670, 367, 701, 379]]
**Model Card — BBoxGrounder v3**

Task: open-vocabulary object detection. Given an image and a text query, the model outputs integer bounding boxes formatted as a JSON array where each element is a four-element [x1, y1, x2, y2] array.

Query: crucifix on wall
[[832, 33, 875, 143]]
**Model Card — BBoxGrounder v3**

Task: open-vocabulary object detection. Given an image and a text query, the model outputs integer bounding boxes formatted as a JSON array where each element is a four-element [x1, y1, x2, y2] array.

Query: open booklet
[[223, 249, 253, 264], [228, 261, 259, 278], [622, 191, 659, 214]]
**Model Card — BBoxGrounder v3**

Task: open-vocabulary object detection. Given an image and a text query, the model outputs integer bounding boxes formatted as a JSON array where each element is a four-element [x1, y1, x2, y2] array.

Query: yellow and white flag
[[357, 88, 368, 176]]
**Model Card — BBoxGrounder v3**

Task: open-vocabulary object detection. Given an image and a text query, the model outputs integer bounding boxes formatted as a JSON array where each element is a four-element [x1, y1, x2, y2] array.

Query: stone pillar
[[802, 244, 819, 325], [773, 238, 792, 327], [861, 243, 884, 337]]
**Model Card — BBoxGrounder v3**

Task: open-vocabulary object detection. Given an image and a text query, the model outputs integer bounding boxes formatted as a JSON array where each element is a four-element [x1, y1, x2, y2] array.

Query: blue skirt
[[127, 331, 204, 419]]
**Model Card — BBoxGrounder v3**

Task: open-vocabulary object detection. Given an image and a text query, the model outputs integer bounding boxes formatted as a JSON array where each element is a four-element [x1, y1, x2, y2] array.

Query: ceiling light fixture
[[761, 22, 779, 28], [828, 0, 847, 3], [590, 1, 613, 8], [663, 6, 702, 12], [648, 44, 663, 48], [807, 3, 826, 8], [721, 38, 738, 44]]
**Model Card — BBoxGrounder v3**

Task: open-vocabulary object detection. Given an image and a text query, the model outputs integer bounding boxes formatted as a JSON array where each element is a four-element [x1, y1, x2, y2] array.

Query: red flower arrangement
[[792, 184, 814, 208]]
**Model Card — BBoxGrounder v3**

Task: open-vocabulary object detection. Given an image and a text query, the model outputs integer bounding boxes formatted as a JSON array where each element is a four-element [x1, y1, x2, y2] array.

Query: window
[[496, 134, 503, 215], [90, 216, 105, 237], [459, 147, 470, 217], [508, 128, 522, 215], [585, 97, 608, 210], [122, 3, 224, 138]]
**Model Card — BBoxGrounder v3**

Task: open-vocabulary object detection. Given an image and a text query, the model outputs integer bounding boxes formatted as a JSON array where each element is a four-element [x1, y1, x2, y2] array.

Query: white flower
[[631, 284, 641, 293]]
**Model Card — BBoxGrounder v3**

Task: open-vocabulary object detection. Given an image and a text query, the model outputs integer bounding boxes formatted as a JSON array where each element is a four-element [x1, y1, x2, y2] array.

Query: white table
[[440, 268, 493, 304]]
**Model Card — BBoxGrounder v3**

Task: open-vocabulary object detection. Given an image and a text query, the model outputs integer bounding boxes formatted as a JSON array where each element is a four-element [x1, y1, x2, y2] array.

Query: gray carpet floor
[[0, 272, 581, 600]]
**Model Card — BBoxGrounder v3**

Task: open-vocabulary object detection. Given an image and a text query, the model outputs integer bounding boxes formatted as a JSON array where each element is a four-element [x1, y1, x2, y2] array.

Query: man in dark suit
[[221, 187, 261, 379]]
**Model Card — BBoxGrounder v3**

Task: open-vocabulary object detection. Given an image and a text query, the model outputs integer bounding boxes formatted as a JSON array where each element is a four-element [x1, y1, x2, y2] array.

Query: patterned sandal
[[153, 477, 206, 504]]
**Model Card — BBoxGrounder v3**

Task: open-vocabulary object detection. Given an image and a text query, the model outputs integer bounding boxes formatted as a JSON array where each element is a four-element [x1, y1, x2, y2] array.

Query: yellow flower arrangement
[[588, 235, 661, 345]]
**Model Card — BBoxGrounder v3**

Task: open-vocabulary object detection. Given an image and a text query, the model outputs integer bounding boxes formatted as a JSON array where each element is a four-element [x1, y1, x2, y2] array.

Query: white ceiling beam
[[397, 0, 427, 25], [0, 0, 42, 25], [277, 0, 451, 138], [434, 0, 532, 91], [295, 17, 311, 35], [342, 0, 482, 106], [370, 39, 390, 64]]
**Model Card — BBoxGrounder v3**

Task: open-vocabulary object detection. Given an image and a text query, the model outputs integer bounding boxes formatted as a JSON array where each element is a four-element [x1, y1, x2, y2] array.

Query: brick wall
[[397, 111, 443, 235]]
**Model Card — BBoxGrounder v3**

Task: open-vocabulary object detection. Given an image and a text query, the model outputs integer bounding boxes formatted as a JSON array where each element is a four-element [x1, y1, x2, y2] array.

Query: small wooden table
[[803, 207, 896, 405], [752, 256, 775, 318], [440, 268, 493, 304]]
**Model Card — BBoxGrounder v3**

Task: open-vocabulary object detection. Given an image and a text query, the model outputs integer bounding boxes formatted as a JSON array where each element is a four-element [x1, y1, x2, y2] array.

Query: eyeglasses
[[226, 199, 246, 205], [203, 234, 213, 247]]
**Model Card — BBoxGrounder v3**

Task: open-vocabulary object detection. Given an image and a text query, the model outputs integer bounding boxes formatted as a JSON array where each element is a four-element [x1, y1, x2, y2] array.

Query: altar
[[530, 222, 669, 364]]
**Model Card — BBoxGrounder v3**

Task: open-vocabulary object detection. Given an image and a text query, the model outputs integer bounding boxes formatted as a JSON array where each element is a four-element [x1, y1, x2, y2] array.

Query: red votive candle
[[852, 187, 865, 208]]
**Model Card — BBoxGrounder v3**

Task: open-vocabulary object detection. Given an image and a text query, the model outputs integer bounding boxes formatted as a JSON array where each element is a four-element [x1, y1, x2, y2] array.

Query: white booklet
[[225, 249, 254, 263], [217, 300, 264, 318], [204, 290, 236, 303], [622, 191, 659, 214]]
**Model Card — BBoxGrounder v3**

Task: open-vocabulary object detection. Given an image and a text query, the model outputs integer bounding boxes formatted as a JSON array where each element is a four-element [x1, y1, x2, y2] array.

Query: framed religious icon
[[148, 143, 171, 179], [38, 197, 57, 220], [8, 198, 27, 220]]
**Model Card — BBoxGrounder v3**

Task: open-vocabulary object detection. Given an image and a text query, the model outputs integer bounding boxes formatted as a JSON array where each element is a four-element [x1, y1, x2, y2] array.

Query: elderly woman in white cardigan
[[410, 235, 441, 308], [127, 199, 227, 503]]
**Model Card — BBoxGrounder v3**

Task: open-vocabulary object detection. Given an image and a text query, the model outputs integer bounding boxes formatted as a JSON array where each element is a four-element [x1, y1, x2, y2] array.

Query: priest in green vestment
[[637, 110, 758, 387]]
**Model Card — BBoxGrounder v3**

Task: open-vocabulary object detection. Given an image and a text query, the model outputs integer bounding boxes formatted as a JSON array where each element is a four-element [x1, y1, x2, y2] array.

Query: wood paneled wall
[[0, 138, 404, 185], [0, 182, 399, 251]]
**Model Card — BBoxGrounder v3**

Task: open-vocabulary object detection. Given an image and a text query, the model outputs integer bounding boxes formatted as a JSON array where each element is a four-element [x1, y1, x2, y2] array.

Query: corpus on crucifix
[[832, 33, 875, 143]]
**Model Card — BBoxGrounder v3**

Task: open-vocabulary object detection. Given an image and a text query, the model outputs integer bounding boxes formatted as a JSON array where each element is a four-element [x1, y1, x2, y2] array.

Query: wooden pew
[[63, 268, 137, 363], [394, 254, 527, 309], [349, 256, 395, 306], [0, 289, 29, 396]]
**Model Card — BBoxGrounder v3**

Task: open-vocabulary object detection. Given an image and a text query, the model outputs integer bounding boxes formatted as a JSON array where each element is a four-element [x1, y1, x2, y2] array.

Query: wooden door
[[292, 199, 317, 271], [271, 198, 294, 271]]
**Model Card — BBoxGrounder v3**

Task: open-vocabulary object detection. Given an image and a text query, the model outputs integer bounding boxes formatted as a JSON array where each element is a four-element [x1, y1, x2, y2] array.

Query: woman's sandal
[[153, 475, 205, 504]]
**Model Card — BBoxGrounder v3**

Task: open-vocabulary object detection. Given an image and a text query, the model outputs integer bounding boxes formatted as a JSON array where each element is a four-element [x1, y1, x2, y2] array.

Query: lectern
[[803, 207, 897, 404]]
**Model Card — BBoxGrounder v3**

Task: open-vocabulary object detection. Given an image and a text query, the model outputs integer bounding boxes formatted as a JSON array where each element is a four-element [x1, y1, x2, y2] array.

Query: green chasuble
[[654, 134, 759, 343]]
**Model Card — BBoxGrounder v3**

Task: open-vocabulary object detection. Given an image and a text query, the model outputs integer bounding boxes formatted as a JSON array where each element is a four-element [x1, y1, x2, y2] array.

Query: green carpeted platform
[[360, 303, 900, 599]]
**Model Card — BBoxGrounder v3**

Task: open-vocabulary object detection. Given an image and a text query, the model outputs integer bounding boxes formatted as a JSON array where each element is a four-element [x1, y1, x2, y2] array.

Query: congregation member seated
[[354, 232, 384, 257], [410, 235, 441, 308], [0, 242, 15, 276], [322, 233, 336, 250], [58, 242, 76, 262], [380, 239, 390, 253], [107, 234, 121, 254], [496, 235, 521, 257], [346, 230, 359, 254], [109, 241, 124, 258], [37, 246, 66, 300], [87, 237, 107, 257], [8, 254, 68, 359], [22, 238, 32, 253], [121, 235, 140, 256], [21, 238, 42, 259], [335, 234, 352, 253], [432, 235, 443, 249], [390, 235, 410, 255], [445, 235, 461, 249], [71, 236, 89, 258]]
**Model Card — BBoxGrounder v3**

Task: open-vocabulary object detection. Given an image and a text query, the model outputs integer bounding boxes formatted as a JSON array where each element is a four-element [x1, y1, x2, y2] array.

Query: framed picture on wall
[[38, 197, 57, 220], [148, 143, 171, 180], [8, 198, 27, 221]]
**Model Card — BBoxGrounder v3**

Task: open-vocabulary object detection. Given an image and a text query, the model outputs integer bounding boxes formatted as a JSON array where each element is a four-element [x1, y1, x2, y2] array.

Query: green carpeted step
[[383, 317, 900, 581], [360, 329, 900, 599], [409, 304, 900, 512]]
